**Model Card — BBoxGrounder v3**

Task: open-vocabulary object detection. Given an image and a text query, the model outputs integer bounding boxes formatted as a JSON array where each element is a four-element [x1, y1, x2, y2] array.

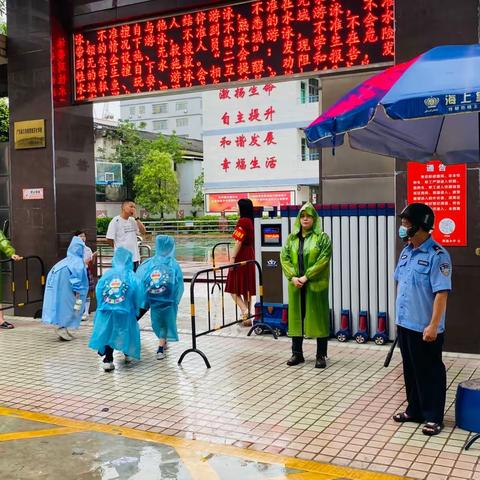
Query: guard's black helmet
[[399, 203, 434, 231]]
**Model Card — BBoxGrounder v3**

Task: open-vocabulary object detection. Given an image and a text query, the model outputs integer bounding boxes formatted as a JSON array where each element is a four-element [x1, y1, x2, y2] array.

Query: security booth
[[254, 203, 396, 345]]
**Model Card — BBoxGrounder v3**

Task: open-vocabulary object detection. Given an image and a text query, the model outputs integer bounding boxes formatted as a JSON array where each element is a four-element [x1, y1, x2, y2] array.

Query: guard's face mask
[[398, 224, 419, 240], [398, 225, 409, 240]]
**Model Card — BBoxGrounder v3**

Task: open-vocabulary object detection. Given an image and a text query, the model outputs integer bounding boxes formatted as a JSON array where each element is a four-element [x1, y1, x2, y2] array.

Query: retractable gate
[[319, 204, 396, 343]]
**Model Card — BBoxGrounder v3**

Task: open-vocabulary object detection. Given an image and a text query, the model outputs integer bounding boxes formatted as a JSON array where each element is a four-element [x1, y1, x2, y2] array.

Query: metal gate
[[317, 204, 396, 343]]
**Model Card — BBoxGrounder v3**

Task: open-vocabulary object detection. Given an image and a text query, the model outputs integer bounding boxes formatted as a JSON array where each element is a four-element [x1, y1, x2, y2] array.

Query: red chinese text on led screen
[[52, 35, 69, 105], [73, 0, 394, 101]]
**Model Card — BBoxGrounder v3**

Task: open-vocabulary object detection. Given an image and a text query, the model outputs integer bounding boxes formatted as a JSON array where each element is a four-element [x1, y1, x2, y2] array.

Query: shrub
[[96, 217, 112, 235]]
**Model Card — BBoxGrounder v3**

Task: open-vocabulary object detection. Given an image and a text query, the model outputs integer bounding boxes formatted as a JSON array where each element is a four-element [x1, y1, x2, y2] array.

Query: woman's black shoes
[[286, 354, 327, 368], [286, 354, 305, 366], [315, 356, 327, 369]]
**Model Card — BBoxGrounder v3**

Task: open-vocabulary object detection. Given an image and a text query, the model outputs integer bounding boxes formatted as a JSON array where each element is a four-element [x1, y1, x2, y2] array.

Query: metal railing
[[96, 241, 151, 276], [0, 256, 46, 316], [210, 242, 231, 293], [177, 260, 276, 369], [142, 219, 236, 235]]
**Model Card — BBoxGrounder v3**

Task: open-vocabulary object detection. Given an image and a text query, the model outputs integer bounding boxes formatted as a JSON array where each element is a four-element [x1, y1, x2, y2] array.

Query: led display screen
[[261, 224, 282, 246], [73, 0, 394, 101]]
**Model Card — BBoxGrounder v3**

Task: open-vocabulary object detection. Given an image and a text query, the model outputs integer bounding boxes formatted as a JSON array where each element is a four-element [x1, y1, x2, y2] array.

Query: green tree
[[151, 132, 184, 165], [1, 0, 6, 34], [107, 121, 149, 199], [134, 151, 178, 219], [0, 98, 8, 142], [108, 121, 183, 200], [191, 170, 204, 215]]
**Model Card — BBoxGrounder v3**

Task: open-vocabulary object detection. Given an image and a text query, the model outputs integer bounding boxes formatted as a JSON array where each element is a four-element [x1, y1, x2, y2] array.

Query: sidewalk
[[0, 313, 479, 479]]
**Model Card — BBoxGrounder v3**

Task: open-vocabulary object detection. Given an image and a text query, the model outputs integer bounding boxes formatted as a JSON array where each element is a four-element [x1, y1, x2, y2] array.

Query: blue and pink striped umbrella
[[304, 44, 480, 164]]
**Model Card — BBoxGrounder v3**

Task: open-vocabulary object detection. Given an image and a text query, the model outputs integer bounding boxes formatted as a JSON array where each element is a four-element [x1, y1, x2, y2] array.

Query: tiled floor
[[1, 300, 480, 479]]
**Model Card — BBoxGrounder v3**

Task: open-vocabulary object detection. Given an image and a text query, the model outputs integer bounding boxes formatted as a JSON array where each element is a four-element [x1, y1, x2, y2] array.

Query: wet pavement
[[0, 407, 402, 480], [1, 295, 480, 479]]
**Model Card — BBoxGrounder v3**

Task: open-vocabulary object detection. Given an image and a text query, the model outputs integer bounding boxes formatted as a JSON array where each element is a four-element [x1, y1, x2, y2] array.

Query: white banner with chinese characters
[[203, 80, 319, 189]]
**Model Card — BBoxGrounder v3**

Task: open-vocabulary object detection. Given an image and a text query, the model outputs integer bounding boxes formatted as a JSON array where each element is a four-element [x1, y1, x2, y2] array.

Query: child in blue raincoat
[[137, 235, 184, 360], [42, 236, 89, 341], [88, 247, 141, 372]]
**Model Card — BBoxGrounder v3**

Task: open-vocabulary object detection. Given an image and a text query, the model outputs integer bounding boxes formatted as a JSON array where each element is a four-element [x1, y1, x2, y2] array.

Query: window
[[176, 101, 188, 112], [176, 117, 189, 128], [300, 78, 320, 104], [129, 106, 136, 116], [153, 120, 168, 131], [152, 103, 168, 114], [301, 137, 320, 161], [138, 105, 145, 114]]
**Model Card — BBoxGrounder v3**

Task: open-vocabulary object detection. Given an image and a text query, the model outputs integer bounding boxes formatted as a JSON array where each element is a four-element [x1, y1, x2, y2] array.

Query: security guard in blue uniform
[[392, 203, 452, 436]]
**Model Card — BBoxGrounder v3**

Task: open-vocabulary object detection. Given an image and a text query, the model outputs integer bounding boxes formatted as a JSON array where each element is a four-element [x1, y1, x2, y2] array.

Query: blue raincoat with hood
[[136, 235, 184, 341], [88, 247, 141, 360], [42, 236, 88, 329]]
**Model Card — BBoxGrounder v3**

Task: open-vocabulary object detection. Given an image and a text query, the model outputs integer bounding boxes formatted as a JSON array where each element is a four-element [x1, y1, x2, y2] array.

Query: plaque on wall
[[14, 119, 46, 149]]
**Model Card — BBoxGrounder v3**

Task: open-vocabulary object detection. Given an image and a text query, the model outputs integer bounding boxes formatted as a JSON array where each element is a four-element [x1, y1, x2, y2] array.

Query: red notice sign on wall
[[407, 160, 467, 247]]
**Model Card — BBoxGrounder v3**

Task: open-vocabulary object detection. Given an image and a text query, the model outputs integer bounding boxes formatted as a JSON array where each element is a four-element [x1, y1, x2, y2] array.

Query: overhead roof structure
[[67, 0, 228, 29]]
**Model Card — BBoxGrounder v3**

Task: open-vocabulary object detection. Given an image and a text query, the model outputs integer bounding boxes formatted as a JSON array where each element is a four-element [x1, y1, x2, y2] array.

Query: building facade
[[120, 93, 203, 140]]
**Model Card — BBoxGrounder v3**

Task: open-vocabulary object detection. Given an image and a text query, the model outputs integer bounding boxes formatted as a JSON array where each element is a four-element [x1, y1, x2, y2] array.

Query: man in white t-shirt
[[106, 200, 146, 271]]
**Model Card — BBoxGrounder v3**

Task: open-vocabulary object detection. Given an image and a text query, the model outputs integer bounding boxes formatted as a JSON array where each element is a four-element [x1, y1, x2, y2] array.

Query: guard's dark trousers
[[397, 325, 446, 424]]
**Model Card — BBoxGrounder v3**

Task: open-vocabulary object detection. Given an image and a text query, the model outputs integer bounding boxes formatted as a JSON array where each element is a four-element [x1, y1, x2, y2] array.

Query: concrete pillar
[[7, 0, 96, 315]]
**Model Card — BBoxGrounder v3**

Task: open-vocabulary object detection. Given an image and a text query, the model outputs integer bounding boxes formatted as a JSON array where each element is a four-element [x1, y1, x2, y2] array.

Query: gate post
[[7, 0, 96, 315]]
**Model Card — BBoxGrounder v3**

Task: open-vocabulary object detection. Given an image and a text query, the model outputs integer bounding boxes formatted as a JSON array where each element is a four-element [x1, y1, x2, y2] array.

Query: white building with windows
[[120, 93, 202, 140], [93, 119, 203, 217], [202, 78, 320, 212]]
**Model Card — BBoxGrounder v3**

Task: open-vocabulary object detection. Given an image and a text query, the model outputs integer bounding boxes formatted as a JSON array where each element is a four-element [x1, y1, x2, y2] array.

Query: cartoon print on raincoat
[[88, 247, 141, 360], [42, 236, 88, 329], [136, 235, 184, 342], [280, 203, 332, 338]]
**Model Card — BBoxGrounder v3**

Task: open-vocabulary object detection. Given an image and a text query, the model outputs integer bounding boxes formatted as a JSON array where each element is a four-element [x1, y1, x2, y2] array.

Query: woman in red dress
[[225, 199, 256, 326]]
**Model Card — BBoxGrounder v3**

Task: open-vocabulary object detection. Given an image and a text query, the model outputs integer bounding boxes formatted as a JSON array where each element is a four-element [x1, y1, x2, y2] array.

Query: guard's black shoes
[[315, 356, 327, 369], [286, 354, 305, 366]]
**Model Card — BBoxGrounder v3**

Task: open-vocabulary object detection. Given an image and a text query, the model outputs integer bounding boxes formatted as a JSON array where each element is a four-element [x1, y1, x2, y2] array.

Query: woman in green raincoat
[[280, 203, 332, 368], [0, 230, 23, 329]]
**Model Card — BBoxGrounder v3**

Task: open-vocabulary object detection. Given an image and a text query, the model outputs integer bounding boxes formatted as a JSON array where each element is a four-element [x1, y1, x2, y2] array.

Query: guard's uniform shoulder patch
[[439, 263, 451, 276], [432, 244, 445, 254]]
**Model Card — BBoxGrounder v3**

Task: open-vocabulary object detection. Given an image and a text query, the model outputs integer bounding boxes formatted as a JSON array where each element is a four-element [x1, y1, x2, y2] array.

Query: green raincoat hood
[[292, 202, 323, 236]]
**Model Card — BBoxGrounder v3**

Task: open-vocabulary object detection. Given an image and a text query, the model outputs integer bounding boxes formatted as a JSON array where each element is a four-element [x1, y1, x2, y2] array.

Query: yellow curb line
[[269, 474, 341, 480], [0, 406, 410, 480], [0, 427, 85, 442], [175, 446, 221, 480]]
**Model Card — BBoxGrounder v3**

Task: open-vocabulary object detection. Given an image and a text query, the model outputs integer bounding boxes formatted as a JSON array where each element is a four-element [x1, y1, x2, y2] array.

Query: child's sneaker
[[103, 361, 115, 372], [124, 355, 133, 363], [56, 327, 72, 341], [156, 346, 166, 360], [65, 328, 75, 339]]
